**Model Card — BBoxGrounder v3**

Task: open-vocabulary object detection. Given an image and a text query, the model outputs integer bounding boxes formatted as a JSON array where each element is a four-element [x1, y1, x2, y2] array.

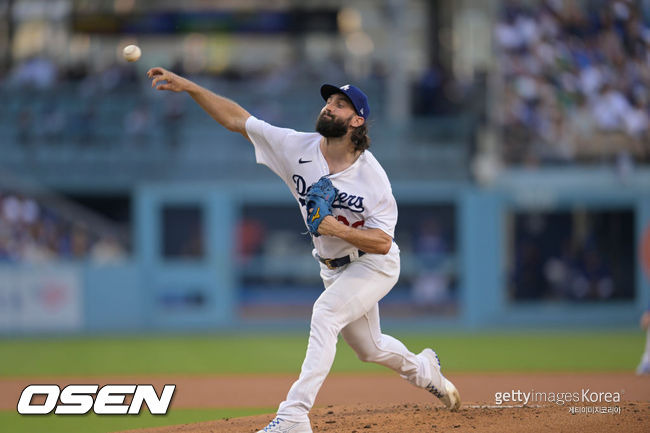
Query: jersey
[[245, 116, 398, 259]]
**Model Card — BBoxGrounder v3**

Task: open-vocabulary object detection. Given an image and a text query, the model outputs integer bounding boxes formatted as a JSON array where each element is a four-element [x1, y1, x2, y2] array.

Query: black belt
[[317, 250, 366, 270]]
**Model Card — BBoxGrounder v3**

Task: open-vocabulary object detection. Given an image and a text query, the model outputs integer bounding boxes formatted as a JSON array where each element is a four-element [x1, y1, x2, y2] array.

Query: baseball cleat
[[421, 348, 461, 411], [438, 377, 462, 411], [257, 417, 313, 433]]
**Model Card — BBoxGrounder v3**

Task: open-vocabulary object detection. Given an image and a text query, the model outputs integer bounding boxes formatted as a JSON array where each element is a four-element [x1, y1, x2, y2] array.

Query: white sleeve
[[364, 193, 398, 238], [245, 116, 294, 180]]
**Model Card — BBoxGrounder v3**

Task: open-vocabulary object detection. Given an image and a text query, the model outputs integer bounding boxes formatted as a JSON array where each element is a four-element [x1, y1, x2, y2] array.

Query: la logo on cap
[[341, 85, 350, 90]]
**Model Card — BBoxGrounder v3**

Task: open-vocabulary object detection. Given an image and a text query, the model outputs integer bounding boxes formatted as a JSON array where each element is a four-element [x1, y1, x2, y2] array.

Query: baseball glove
[[305, 176, 338, 237]]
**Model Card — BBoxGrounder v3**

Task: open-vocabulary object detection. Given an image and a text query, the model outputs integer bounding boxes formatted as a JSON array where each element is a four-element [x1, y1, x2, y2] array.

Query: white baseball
[[123, 44, 141, 62]]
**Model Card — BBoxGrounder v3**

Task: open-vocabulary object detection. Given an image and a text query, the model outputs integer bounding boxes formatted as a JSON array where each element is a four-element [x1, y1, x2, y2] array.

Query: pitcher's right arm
[[147, 67, 251, 140]]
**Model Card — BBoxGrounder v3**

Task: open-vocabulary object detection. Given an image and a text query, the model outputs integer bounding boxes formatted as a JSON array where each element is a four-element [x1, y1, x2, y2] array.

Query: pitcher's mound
[[121, 401, 649, 433]]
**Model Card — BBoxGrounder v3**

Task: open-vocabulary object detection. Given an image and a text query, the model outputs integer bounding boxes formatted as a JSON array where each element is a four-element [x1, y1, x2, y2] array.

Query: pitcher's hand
[[147, 67, 192, 92]]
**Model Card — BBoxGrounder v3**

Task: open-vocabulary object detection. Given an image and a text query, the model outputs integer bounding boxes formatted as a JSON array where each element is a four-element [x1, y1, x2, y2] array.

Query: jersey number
[[337, 215, 365, 228]]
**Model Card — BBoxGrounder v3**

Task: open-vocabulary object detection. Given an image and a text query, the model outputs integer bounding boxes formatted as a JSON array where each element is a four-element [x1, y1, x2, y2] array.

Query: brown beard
[[315, 112, 350, 137]]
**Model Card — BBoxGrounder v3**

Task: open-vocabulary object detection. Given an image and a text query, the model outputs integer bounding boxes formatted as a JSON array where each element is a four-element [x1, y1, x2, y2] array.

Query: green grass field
[[0, 330, 644, 433], [0, 331, 643, 376]]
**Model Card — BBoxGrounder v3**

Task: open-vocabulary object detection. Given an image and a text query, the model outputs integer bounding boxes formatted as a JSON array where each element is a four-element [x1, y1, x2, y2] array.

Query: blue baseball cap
[[320, 84, 370, 120]]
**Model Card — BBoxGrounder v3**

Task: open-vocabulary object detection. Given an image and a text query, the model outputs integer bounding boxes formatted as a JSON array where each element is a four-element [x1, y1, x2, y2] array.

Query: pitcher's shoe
[[257, 417, 313, 433], [421, 348, 461, 411]]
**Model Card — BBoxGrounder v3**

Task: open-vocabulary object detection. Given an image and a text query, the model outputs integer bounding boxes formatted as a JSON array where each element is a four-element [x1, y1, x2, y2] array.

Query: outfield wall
[[1, 169, 648, 334]]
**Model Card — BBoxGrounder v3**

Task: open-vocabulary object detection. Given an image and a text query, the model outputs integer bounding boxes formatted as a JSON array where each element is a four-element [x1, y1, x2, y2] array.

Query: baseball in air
[[122, 44, 141, 62]]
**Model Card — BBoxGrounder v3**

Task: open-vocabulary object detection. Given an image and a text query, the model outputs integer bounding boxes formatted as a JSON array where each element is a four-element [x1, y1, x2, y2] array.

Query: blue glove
[[306, 176, 338, 237]]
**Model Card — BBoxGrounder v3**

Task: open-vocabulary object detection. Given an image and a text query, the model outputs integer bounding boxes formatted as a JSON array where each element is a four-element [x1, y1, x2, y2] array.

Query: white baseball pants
[[277, 242, 434, 423]]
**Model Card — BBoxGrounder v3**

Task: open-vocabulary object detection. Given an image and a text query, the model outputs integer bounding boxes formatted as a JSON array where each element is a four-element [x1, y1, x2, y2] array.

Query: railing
[[0, 79, 473, 189]]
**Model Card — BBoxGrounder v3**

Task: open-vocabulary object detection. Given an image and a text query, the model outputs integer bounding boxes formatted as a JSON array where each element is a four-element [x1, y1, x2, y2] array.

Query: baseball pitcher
[[147, 67, 461, 433]]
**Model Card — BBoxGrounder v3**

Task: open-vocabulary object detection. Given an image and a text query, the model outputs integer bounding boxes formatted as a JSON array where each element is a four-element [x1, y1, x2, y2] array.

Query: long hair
[[350, 123, 371, 153]]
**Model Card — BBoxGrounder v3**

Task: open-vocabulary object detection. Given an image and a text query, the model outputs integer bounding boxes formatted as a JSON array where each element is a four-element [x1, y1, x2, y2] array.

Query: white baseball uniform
[[246, 116, 445, 423]]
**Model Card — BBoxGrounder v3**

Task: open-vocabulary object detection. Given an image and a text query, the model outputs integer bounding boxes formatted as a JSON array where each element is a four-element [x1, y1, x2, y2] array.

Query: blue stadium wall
[[1, 169, 648, 335]]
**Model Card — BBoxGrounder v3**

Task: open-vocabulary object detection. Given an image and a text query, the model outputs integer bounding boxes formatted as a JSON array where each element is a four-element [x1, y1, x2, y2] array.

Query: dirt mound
[[4, 373, 648, 432], [119, 402, 649, 433]]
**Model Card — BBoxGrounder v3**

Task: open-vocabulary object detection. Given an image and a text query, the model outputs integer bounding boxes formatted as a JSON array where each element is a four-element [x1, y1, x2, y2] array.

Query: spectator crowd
[[510, 211, 633, 301], [496, 0, 650, 165], [0, 192, 126, 263]]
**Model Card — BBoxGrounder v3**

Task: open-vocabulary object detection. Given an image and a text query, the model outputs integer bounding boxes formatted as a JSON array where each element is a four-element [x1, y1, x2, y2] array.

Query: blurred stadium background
[[0, 0, 649, 352], [2, 0, 650, 431]]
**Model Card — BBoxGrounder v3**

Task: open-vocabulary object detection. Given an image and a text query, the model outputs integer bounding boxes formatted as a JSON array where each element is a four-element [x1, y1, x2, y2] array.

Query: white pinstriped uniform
[[246, 116, 447, 424]]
